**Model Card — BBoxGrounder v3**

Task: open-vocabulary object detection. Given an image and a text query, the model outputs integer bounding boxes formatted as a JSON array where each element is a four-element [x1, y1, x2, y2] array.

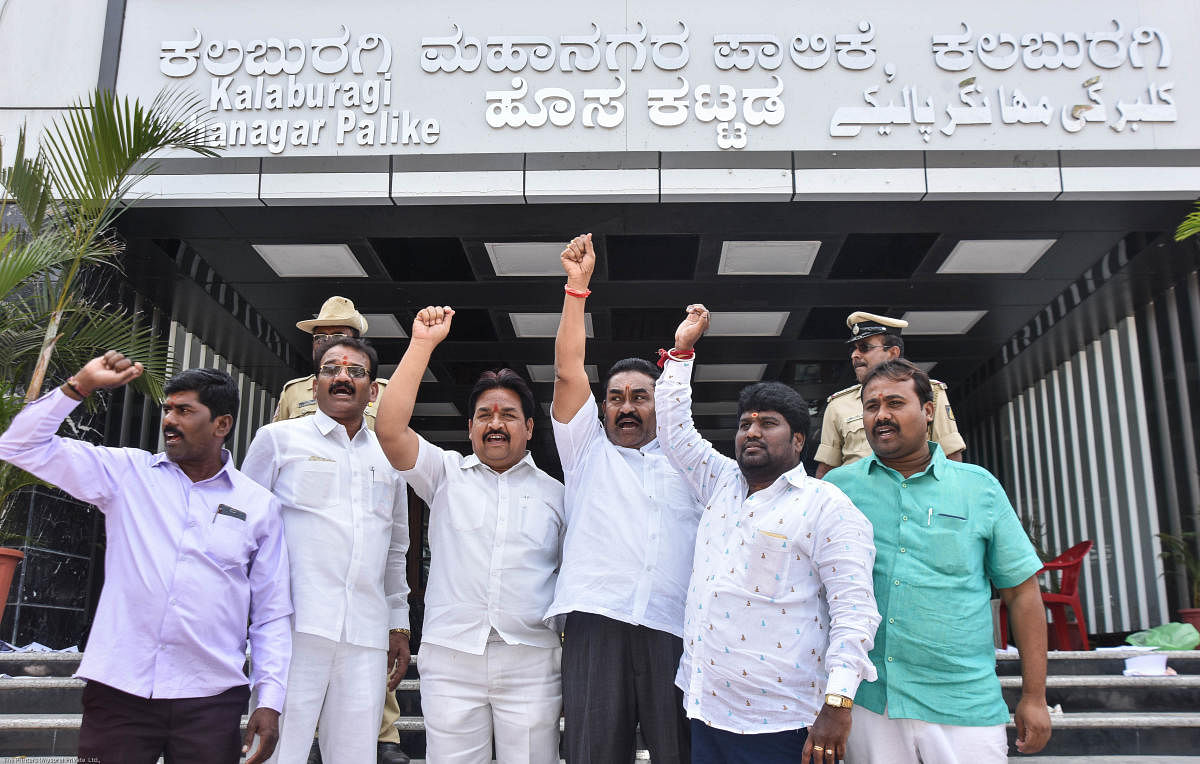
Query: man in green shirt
[[824, 359, 1051, 763]]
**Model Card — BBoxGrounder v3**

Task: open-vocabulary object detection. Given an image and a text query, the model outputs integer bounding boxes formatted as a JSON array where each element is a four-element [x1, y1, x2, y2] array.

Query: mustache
[[484, 429, 510, 440], [616, 413, 643, 426], [163, 426, 183, 439], [872, 420, 899, 434], [328, 381, 355, 395]]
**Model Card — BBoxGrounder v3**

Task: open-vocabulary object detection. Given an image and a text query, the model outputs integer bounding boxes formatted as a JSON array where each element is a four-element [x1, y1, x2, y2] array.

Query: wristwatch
[[825, 693, 854, 709]]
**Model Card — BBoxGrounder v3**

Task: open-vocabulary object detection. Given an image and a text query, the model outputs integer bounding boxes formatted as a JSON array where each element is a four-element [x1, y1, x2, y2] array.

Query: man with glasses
[[275, 296, 389, 431], [815, 312, 964, 479], [272, 296, 406, 764], [244, 338, 411, 764]]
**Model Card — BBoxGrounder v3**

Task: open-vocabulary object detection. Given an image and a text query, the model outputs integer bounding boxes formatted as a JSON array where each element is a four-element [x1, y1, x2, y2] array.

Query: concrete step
[[1000, 674, 1200, 712], [996, 649, 1200, 676]]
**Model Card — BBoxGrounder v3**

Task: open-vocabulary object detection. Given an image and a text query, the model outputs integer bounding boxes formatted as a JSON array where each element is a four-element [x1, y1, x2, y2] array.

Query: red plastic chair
[[1000, 540, 1094, 651]]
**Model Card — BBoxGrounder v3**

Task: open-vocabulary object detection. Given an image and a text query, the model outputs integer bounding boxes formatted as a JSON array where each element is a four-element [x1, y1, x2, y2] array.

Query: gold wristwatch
[[824, 693, 854, 709]]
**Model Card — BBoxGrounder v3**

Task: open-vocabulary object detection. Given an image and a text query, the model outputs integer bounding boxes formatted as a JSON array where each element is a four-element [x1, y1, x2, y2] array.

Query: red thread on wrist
[[564, 285, 591, 298], [656, 348, 696, 368]]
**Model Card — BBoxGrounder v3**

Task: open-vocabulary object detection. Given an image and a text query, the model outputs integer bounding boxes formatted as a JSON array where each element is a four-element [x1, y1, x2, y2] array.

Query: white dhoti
[[845, 705, 1008, 764], [419, 637, 561, 764], [267, 631, 387, 764]]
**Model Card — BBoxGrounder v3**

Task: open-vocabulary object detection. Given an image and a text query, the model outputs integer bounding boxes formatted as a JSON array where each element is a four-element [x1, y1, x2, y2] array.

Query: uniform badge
[[946, 405, 955, 421]]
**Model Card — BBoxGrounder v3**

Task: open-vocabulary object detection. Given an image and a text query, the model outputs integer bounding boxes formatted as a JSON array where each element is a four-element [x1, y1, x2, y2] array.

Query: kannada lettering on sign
[[156, 16, 1179, 155]]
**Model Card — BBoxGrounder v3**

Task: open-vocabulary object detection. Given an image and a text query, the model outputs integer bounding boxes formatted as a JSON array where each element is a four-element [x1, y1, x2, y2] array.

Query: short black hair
[[737, 382, 810, 436], [860, 358, 934, 404], [881, 332, 904, 355], [604, 357, 660, 390], [468, 368, 536, 420], [316, 337, 380, 380], [163, 368, 240, 431]]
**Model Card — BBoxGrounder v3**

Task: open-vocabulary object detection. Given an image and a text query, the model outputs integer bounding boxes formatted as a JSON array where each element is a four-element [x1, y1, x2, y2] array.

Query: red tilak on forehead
[[492, 403, 500, 414], [750, 412, 759, 418]]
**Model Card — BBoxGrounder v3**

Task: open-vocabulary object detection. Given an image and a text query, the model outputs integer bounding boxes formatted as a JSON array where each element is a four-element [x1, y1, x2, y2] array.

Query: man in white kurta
[[376, 305, 566, 764], [243, 339, 411, 764]]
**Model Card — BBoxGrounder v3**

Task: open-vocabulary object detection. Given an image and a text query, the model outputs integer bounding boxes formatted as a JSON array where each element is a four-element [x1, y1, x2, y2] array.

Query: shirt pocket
[[444, 483, 485, 531], [204, 515, 252, 570], [517, 495, 560, 549], [926, 513, 970, 576], [744, 528, 791, 599], [295, 460, 338, 510], [371, 469, 397, 515]]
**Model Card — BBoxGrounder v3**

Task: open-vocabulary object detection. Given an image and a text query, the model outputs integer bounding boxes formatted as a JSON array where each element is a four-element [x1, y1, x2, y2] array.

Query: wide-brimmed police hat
[[846, 311, 908, 343]]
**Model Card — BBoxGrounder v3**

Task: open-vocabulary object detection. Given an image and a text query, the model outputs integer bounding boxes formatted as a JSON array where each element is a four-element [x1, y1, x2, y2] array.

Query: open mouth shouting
[[163, 427, 183, 446], [615, 414, 642, 432], [872, 420, 900, 442], [327, 381, 355, 398], [483, 429, 510, 445]]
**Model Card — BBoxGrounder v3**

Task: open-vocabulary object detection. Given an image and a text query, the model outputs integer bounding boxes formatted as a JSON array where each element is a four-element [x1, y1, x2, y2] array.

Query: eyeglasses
[[312, 332, 352, 343], [318, 363, 369, 379], [850, 342, 887, 355]]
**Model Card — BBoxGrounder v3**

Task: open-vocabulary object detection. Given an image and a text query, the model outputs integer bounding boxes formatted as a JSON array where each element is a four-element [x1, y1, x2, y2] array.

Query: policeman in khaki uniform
[[815, 312, 965, 479], [275, 297, 388, 430], [272, 296, 405, 764]]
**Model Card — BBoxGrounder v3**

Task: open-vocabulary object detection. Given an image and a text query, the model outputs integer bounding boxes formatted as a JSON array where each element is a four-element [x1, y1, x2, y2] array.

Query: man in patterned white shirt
[[655, 304, 881, 764]]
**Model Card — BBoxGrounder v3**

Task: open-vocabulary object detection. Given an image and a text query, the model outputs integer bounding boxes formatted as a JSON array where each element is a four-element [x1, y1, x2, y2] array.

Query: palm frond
[[1175, 204, 1200, 242], [0, 228, 112, 302], [39, 87, 217, 233], [0, 125, 54, 236]]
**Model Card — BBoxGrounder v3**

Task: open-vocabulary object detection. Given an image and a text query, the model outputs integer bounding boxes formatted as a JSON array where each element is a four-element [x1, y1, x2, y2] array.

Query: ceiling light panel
[[362, 313, 408, 338], [252, 244, 367, 278], [900, 310, 987, 334], [694, 364, 767, 382], [937, 239, 1056, 274], [485, 243, 566, 276], [718, 241, 822, 275], [527, 364, 598, 383], [706, 311, 790, 337], [510, 312, 593, 338]]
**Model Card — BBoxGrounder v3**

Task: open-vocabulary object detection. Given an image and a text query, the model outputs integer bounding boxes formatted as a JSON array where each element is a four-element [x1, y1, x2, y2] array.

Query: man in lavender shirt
[[0, 351, 292, 764]]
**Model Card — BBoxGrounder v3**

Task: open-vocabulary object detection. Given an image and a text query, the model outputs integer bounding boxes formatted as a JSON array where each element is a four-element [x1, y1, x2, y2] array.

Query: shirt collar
[[313, 408, 370, 441], [460, 449, 537, 474], [613, 436, 661, 455], [866, 441, 944, 481], [152, 447, 235, 485]]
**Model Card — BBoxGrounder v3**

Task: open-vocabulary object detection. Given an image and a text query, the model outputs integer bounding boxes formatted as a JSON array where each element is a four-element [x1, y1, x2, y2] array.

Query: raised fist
[[674, 304, 710, 352], [73, 350, 144, 395], [412, 305, 455, 346], [560, 233, 595, 290]]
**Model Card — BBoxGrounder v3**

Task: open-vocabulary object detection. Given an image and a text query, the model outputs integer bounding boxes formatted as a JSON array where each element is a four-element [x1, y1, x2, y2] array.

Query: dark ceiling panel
[[606, 235, 700, 280], [371, 237, 475, 281], [830, 234, 938, 279]]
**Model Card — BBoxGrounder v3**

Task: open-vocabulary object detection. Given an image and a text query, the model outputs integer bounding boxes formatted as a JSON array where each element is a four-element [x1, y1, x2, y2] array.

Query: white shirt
[[656, 359, 881, 734], [403, 434, 565, 654], [0, 389, 292, 711], [547, 396, 702, 637], [241, 410, 410, 651]]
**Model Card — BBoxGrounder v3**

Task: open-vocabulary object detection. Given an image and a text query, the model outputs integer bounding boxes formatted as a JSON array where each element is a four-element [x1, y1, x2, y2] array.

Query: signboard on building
[[115, 0, 1200, 156]]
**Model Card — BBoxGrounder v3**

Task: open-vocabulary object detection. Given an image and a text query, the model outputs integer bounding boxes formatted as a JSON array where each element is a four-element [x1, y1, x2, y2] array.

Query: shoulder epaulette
[[931, 378, 948, 390], [826, 384, 861, 403], [281, 375, 312, 390]]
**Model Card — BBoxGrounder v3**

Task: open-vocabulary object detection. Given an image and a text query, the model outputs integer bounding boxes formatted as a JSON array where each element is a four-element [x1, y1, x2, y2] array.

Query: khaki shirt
[[815, 380, 965, 468], [273, 375, 387, 431]]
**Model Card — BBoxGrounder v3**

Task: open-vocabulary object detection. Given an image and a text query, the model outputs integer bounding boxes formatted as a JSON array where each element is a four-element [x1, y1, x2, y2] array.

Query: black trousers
[[562, 611, 689, 764], [77, 680, 250, 764]]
